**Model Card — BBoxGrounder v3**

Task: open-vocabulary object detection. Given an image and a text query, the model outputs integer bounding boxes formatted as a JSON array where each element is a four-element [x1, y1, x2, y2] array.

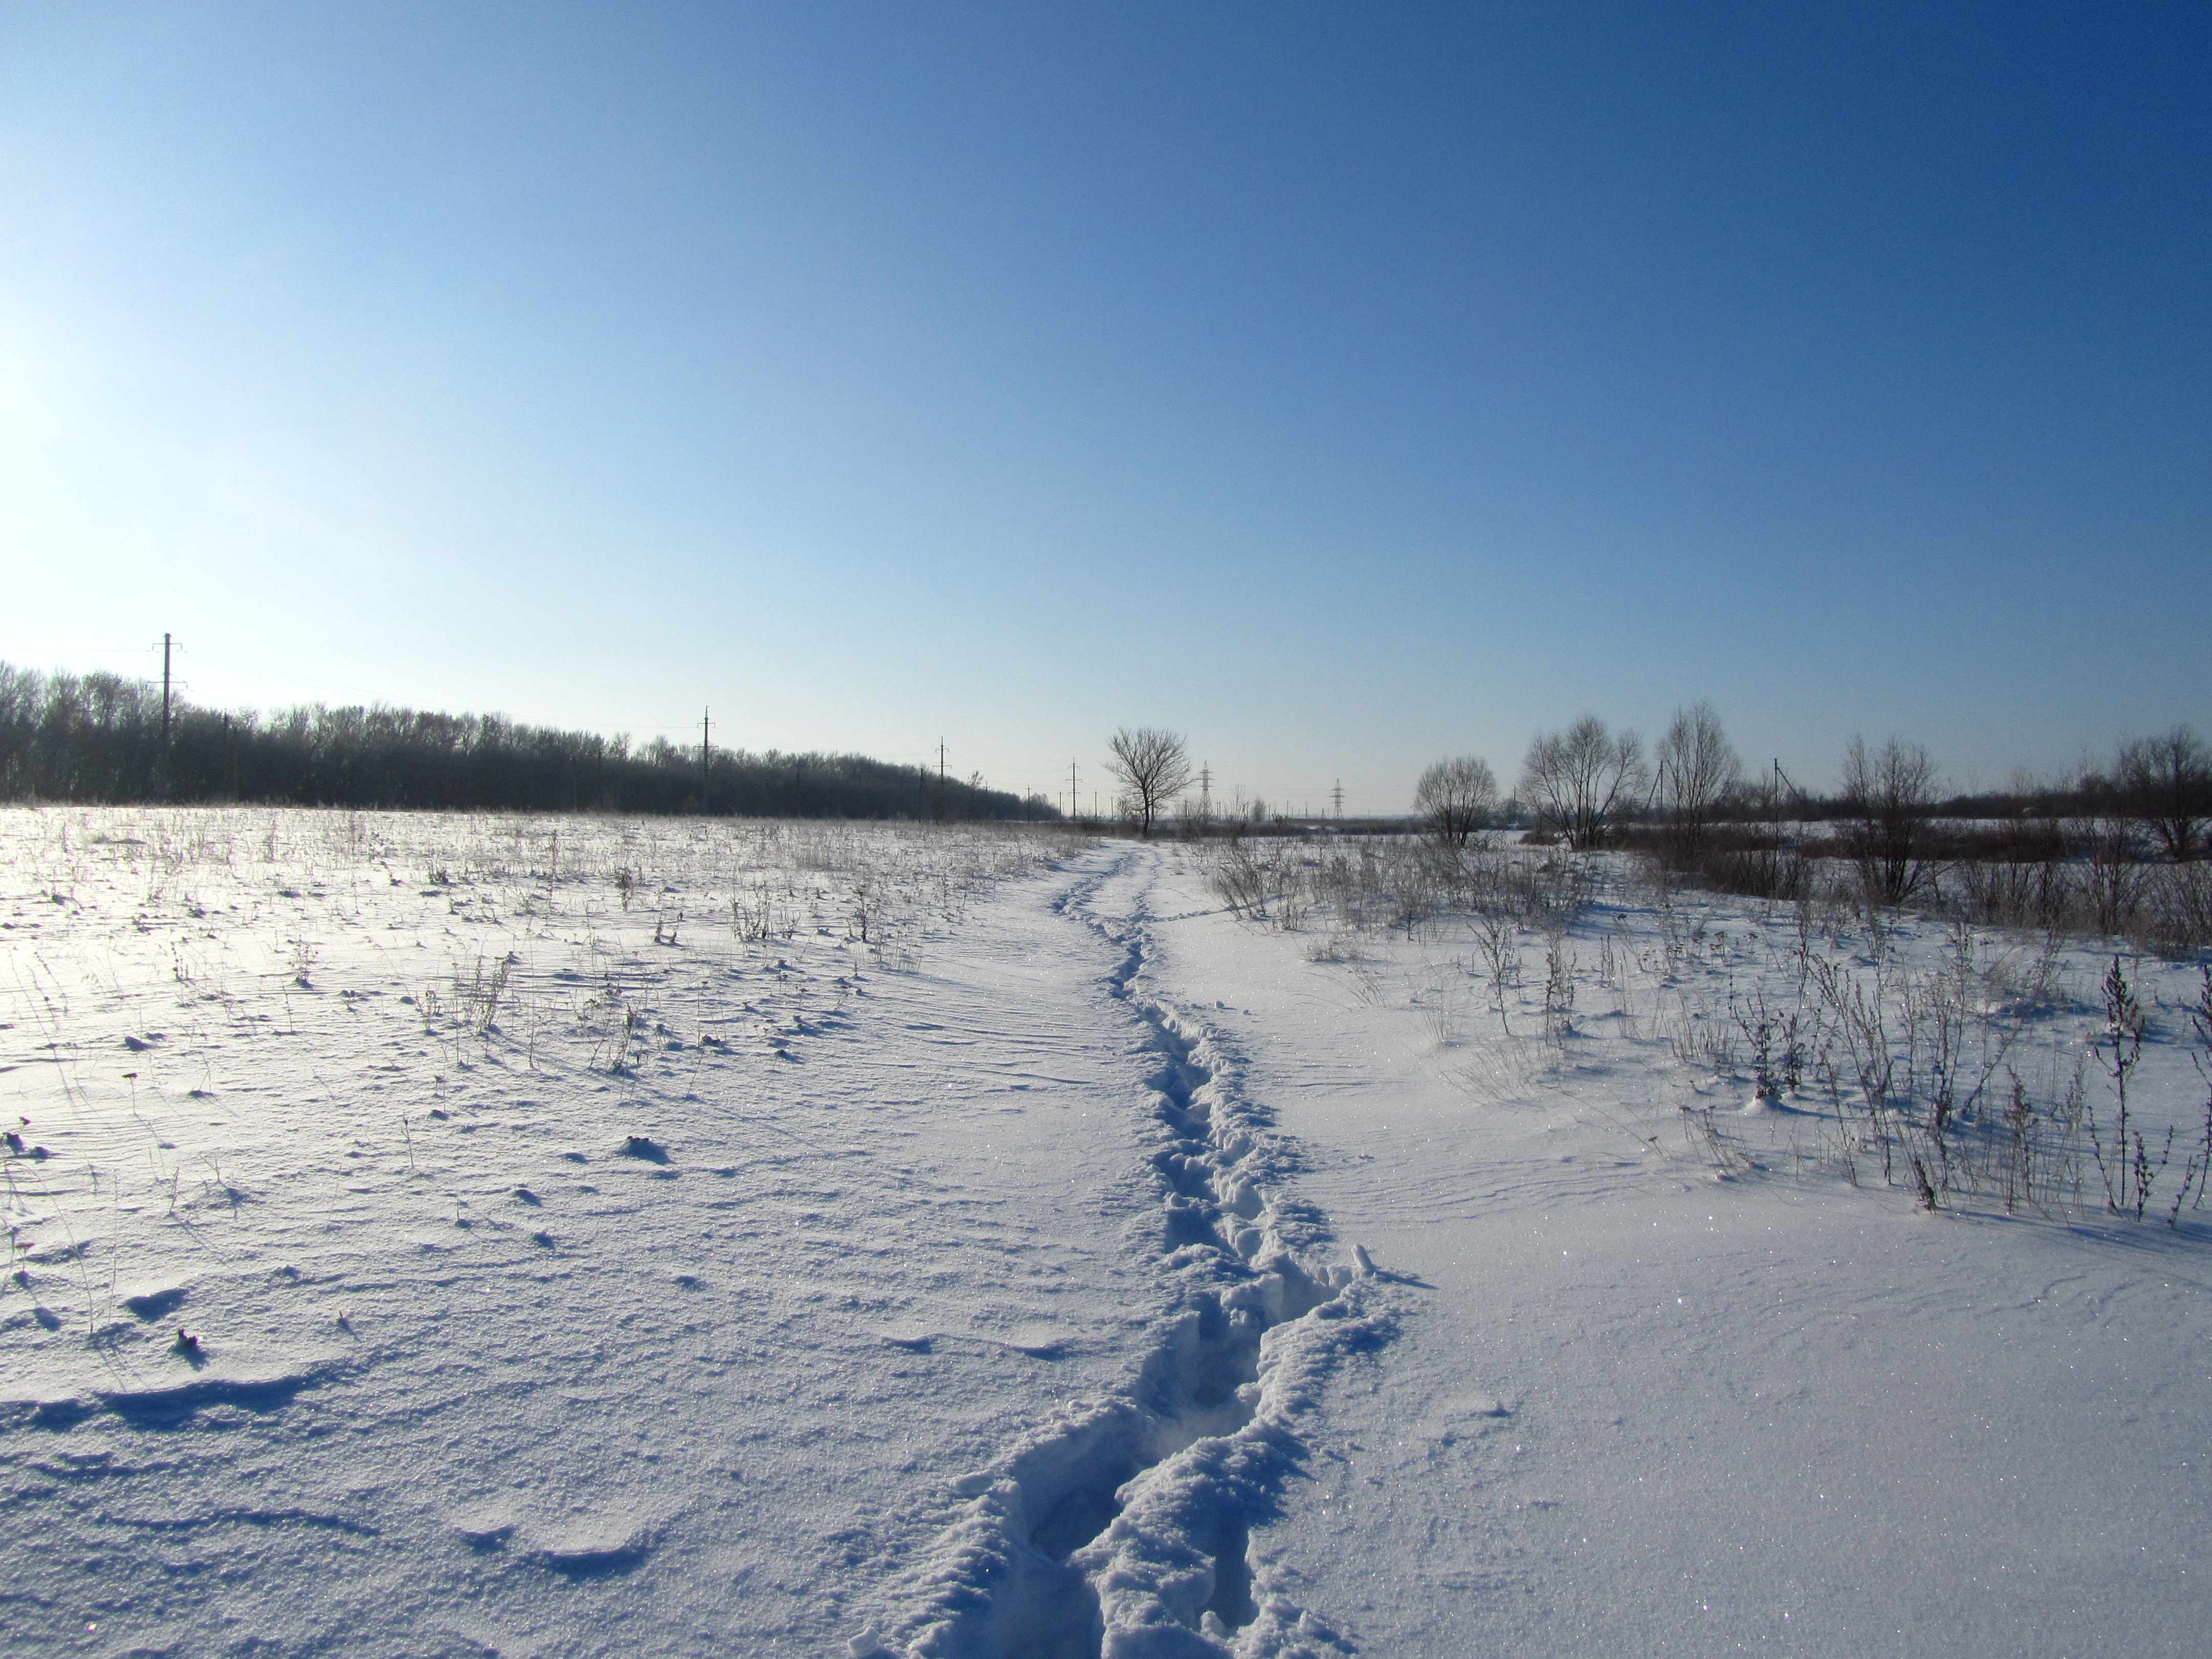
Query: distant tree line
[[0, 662, 1057, 821], [1407, 708, 2208, 861], [1398, 708, 2210, 950]]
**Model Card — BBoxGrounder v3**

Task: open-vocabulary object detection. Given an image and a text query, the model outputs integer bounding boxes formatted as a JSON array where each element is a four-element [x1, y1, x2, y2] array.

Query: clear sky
[[2, 2, 2205, 813]]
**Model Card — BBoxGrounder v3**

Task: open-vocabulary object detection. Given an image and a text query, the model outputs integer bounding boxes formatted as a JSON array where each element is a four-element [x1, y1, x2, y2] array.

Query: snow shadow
[[92, 1366, 332, 1430]]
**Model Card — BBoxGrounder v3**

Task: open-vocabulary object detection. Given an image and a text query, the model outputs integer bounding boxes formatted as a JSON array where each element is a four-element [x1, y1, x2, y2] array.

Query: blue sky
[[2, 2, 2205, 812]]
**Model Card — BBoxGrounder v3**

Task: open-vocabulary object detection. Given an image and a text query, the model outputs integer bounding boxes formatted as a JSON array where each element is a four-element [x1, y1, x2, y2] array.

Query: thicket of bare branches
[[1841, 735, 1941, 904], [1207, 830, 1589, 946], [2117, 726, 2211, 861], [1622, 728, 2212, 956]]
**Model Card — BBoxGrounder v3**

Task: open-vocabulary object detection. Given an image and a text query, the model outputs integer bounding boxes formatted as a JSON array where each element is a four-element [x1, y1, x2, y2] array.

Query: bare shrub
[[2139, 862, 2212, 958], [1413, 756, 1497, 848], [1618, 817, 1814, 904], [1209, 841, 1273, 918], [1541, 933, 1576, 1043], [2116, 726, 2211, 861], [1472, 903, 1521, 1032], [1840, 735, 1939, 905], [2087, 957, 2153, 1219], [1701, 827, 1814, 902], [1519, 717, 1647, 850], [1653, 701, 1741, 854]]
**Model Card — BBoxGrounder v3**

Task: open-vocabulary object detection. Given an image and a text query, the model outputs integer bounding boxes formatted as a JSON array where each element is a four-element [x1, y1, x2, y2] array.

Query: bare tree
[[1413, 755, 1497, 848], [2116, 726, 2211, 860], [1105, 727, 1194, 839], [1841, 734, 1939, 904], [1519, 716, 1648, 850], [1654, 700, 1742, 852]]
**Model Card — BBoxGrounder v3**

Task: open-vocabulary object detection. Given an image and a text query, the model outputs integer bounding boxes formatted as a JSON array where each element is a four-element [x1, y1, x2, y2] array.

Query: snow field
[[0, 810, 1214, 1656], [6, 812, 2207, 1657], [1140, 836, 2210, 1655]]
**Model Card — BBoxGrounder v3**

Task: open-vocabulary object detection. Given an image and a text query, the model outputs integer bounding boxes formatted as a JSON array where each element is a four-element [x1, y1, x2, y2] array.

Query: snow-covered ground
[[1137, 838, 2209, 1657], [4, 811, 2206, 1657]]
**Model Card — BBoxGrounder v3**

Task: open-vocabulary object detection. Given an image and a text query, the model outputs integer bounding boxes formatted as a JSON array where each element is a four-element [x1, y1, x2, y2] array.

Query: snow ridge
[[878, 856, 1387, 1659]]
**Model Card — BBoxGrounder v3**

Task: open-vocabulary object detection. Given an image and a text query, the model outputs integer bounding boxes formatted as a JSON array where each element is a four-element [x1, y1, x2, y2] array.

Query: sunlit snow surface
[[3, 812, 2206, 1657], [0, 812, 1178, 1656]]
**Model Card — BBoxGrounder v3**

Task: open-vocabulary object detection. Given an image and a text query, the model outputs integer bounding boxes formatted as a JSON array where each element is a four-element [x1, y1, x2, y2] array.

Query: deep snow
[[3, 810, 2206, 1658]]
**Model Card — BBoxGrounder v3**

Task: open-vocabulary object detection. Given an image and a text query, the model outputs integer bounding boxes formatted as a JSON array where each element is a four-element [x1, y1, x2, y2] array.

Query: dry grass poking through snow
[[1, 806, 1063, 1364], [1202, 834, 2212, 1227]]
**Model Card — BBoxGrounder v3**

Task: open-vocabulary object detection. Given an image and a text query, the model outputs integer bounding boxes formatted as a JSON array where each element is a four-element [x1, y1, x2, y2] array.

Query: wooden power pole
[[160, 633, 173, 800]]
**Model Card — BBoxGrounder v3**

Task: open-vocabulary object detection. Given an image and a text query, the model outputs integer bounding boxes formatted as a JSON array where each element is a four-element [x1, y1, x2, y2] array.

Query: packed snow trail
[[877, 849, 1387, 1659]]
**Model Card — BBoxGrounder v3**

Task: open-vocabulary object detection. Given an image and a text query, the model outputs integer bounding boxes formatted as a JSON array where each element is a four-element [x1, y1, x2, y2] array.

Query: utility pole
[[1199, 763, 1211, 820], [1069, 758, 1079, 821], [700, 708, 710, 815], [939, 740, 947, 785], [1771, 759, 1798, 826], [159, 633, 173, 801]]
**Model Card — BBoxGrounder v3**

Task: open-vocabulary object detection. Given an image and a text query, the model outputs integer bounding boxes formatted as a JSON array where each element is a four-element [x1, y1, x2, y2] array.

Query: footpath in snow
[[5, 815, 2207, 1657], [876, 846, 1385, 1659]]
